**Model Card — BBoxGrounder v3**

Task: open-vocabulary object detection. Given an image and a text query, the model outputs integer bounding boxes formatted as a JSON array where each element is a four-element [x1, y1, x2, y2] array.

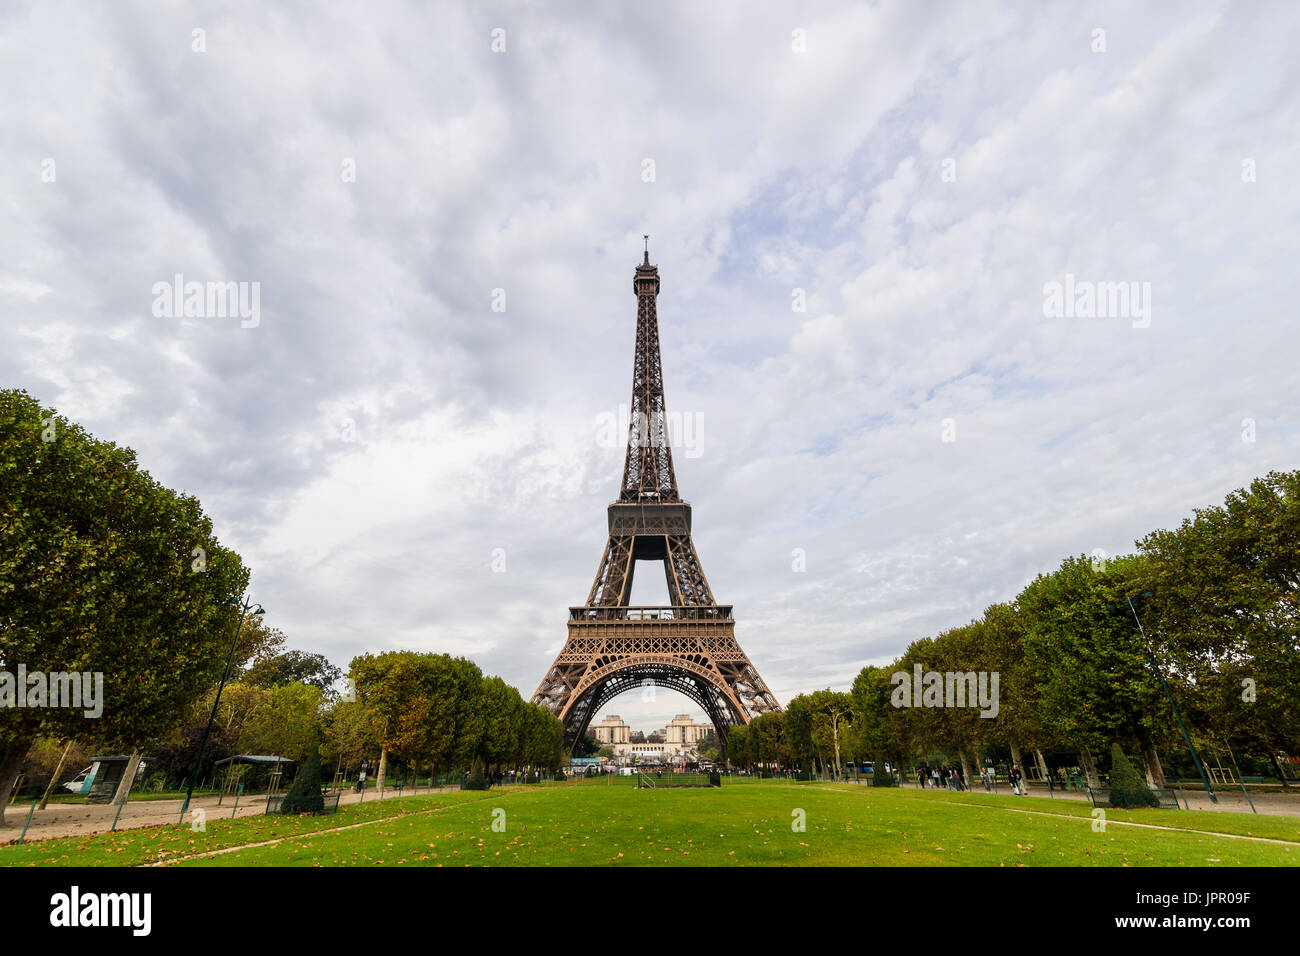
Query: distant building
[[591, 714, 713, 763], [592, 715, 630, 744], [666, 714, 710, 746]]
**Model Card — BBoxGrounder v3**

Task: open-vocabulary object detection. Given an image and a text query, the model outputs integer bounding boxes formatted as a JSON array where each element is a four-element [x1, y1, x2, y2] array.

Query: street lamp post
[[1123, 593, 1217, 804], [179, 594, 264, 823]]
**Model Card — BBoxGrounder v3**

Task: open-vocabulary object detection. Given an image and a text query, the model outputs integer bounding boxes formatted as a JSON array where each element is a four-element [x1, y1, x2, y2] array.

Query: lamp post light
[[179, 594, 265, 823], [1121, 592, 1217, 805]]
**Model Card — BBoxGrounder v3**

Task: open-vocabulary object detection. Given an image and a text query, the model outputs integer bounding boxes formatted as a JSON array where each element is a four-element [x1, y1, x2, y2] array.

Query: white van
[[62, 759, 147, 795], [63, 763, 99, 795]]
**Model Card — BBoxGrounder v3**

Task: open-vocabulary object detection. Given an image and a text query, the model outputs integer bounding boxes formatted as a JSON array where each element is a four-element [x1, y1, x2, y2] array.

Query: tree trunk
[[39, 739, 74, 810], [1078, 745, 1102, 788], [1009, 740, 1025, 782], [1035, 749, 1051, 783], [1135, 728, 1167, 788], [958, 748, 975, 790], [111, 752, 143, 805], [1268, 752, 1290, 789], [376, 747, 388, 795], [0, 738, 35, 826]]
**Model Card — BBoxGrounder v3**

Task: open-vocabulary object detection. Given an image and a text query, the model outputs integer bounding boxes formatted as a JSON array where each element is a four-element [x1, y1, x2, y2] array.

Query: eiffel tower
[[532, 238, 781, 756]]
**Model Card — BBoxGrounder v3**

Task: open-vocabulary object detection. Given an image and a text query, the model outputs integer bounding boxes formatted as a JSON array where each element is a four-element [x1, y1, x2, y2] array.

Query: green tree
[[807, 689, 854, 776], [427, 655, 487, 773], [0, 390, 249, 823], [725, 722, 751, 769], [245, 650, 342, 697], [1139, 470, 1300, 782], [850, 665, 905, 776], [320, 697, 375, 777], [478, 675, 524, 772], [521, 703, 563, 771], [236, 681, 324, 763], [749, 712, 790, 771], [207, 681, 273, 756], [1018, 554, 1167, 786], [229, 616, 287, 678], [783, 697, 816, 771], [350, 651, 439, 790]]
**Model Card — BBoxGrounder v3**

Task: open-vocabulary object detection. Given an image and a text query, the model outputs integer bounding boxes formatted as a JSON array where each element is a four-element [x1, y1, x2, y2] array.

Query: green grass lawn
[[2, 782, 1296, 867]]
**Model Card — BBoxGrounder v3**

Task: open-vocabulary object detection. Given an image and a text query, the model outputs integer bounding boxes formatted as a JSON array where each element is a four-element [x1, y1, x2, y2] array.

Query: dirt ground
[[0, 784, 460, 845]]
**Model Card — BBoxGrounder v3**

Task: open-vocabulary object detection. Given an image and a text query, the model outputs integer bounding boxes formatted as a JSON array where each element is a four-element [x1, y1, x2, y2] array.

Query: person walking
[[1010, 764, 1023, 795]]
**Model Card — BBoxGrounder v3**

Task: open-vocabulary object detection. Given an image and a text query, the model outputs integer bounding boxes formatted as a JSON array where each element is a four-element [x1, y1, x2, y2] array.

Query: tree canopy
[[0, 389, 249, 821]]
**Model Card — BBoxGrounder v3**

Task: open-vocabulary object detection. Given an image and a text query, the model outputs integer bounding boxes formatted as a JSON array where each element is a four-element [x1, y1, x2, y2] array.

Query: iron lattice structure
[[532, 242, 781, 756]]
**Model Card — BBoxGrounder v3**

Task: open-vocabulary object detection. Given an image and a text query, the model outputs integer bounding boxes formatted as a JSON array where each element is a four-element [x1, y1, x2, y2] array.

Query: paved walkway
[[0, 784, 467, 845]]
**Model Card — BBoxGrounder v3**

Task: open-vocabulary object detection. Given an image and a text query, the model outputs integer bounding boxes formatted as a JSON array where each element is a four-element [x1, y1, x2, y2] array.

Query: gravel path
[[0, 785, 465, 844]]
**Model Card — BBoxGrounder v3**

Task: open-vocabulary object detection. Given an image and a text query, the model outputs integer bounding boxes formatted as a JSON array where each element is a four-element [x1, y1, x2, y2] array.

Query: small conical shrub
[[281, 747, 325, 814], [1108, 743, 1160, 808], [871, 758, 894, 787], [460, 757, 490, 791]]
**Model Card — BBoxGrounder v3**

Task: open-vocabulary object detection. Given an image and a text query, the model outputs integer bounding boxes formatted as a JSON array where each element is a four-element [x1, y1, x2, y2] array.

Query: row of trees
[[729, 471, 1299, 789], [159, 647, 565, 792], [343, 650, 564, 788], [728, 690, 860, 776], [0, 390, 562, 820]]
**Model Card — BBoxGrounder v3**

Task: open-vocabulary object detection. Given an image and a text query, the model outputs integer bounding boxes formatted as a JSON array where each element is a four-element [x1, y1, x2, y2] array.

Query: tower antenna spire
[[643, 234, 650, 264]]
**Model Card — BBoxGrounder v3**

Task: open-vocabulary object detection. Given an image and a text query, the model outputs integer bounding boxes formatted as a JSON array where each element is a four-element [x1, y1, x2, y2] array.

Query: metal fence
[[264, 791, 342, 816], [1087, 786, 1180, 810], [635, 771, 721, 789]]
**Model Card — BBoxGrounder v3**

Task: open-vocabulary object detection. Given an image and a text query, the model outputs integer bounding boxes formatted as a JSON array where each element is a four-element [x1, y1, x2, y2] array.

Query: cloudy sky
[[4, 1, 1297, 732]]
